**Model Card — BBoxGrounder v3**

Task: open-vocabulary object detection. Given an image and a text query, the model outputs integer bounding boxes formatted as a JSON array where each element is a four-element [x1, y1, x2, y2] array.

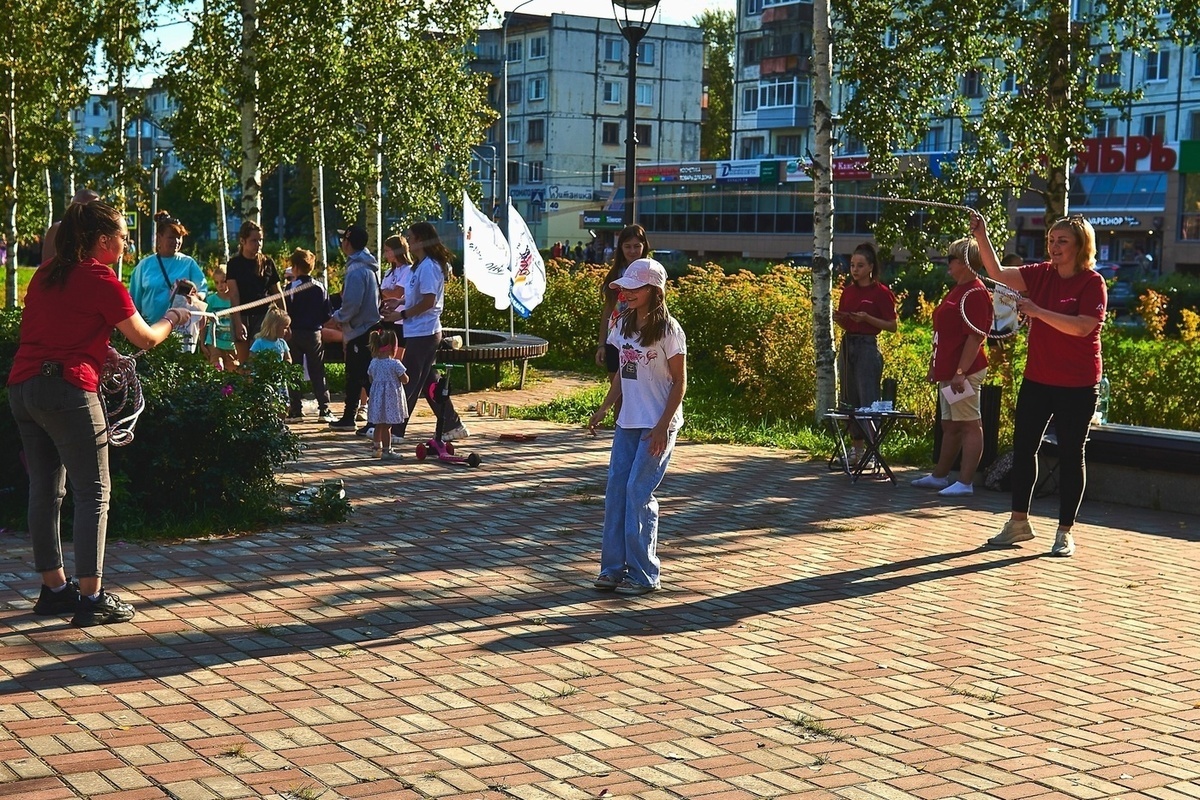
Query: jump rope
[[100, 280, 321, 445]]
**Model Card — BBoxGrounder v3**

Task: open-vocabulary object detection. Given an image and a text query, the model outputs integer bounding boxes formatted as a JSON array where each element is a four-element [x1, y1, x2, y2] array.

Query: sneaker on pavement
[[443, 423, 470, 442], [1051, 529, 1076, 557], [355, 406, 368, 422], [912, 473, 951, 489], [382, 449, 403, 460], [71, 591, 135, 627], [938, 481, 974, 497], [614, 578, 659, 596], [356, 425, 375, 438], [987, 518, 1036, 547], [317, 409, 336, 424], [371, 446, 383, 459], [328, 418, 357, 430], [593, 574, 620, 591], [33, 579, 81, 616]]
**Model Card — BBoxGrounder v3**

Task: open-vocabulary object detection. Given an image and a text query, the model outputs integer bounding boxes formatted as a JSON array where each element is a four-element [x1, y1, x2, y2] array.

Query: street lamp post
[[500, 0, 537, 237], [612, 0, 660, 226]]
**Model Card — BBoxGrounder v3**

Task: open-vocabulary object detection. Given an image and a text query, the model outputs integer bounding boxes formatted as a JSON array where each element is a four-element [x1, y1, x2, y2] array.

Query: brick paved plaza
[[2, 375, 1198, 800]]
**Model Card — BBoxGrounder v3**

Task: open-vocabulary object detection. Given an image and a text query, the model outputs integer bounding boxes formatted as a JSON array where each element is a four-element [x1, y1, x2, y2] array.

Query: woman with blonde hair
[[971, 213, 1107, 557]]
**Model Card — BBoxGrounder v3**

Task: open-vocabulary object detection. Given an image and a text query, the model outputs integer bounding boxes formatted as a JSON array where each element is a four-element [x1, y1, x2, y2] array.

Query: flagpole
[[462, 247, 472, 391]]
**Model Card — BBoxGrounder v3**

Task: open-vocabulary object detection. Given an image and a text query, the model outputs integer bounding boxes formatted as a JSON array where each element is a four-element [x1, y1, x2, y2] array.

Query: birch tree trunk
[[44, 168, 52, 229], [216, 166, 230, 262], [3, 65, 18, 308], [811, 0, 837, 422], [239, 0, 261, 225], [312, 162, 327, 274], [366, 130, 383, 256], [1043, 4, 1072, 221]]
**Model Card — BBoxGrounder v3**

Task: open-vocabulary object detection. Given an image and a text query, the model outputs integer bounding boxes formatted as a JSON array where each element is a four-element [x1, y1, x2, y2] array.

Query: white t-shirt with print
[[607, 316, 686, 431], [403, 257, 445, 337]]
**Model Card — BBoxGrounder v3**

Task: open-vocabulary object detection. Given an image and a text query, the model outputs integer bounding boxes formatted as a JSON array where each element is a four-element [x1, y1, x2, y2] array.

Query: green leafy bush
[[0, 317, 303, 537]]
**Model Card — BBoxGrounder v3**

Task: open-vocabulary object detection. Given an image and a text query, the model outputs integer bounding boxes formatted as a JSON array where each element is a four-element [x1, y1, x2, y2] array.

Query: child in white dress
[[367, 328, 409, 459]]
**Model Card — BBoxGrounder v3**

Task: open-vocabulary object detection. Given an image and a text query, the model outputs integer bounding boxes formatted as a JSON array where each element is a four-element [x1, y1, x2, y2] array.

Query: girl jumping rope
[[588, 258, 687, 595], [367, 328, 409, 459]]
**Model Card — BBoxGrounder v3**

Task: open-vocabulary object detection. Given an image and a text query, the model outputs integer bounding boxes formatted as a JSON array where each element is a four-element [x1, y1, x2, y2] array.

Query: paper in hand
[[941, 380, 975, 405]]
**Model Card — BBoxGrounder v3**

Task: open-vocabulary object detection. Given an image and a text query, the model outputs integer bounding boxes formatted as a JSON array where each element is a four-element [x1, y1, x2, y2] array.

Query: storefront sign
[[833, 156, 871, 180], [581, 211, 625, 229], [759, 161, 780, 184], [784, 158, 813, 182], [1086, 215, 1142, 228], [1075, 136, 1177, 174], [678, 163, 715, 182], [548, 185, 595, 200], [717, 160, 762, 184], [636, 165, 680, 184]]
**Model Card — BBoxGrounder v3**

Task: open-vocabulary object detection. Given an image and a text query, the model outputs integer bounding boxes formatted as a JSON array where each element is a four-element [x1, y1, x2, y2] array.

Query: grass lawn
[[0, 265, 36, 304]]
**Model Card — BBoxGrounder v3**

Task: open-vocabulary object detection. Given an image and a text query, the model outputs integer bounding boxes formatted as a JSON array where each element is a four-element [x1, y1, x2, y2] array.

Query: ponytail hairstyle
[[383, 234, 412, 278], [256, 306, 290, 341], [602, 224, 649, 305], [618, 285, 670, 347], [368, 327, 399, 357], [849, 242, 881, 284], [238, 220, 267, 278], [154, 210, 188, 238], [407, 221, 453, 280], [44, 201, 124, 288]]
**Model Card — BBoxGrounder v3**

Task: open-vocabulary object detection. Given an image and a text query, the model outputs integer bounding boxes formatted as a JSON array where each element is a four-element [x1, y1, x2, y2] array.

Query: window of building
[[919, 126, 943, 152], [1183, 175, 1200, 241], [740, 136, 764, 159], [1001, 71, 1017, 93], [528, 161, 543, 183], [507, 79, 522, 103], [962, 70, 982, 98], [507, 40, 522, 62], [883, 28, 898, 49], [1094, 116, 1120, 137], [508, 161, 521, 186], [759, 77, 809, 108], [638, 42, 655, 66], [1191, 109, 1200, 138], [636, 82, 653, 106], [604, 37, 623, 62], [602, 164, 618, 185], [602, 121, 621, 145], [527, 201, 543, 223], [1145, 49, 1169, 82], [529, 36, 546, 59], [743, 87, 759, 114], [743, 38, 762, 66], [775, 134, 803, 156], [528, 76, 546, 101], [1141, 113, 1166, 138], [507, 120, 521, 144], [636, 123, 652, 147], [746, 0, 763, 15], [1192, 46, 1200, 77], [1097, 52, 1121, 88], [527, 118, 545, 143], [843, 134, 865, 155], [486, 122, 498, 143], [92, 102, 101, 116], [603, 81, 621, 104]]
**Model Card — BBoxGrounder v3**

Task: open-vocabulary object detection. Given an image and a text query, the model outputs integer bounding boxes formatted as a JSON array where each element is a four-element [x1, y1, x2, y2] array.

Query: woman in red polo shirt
[[911, 237, 992, 498], [971, 214, 1107, 558], [8, 200, 188, 627], [834, 242, 898, 463]]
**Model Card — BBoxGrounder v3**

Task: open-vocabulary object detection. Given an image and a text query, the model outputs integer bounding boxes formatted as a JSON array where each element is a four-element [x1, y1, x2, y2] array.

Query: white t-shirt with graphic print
[[607, 316, 686, 431]]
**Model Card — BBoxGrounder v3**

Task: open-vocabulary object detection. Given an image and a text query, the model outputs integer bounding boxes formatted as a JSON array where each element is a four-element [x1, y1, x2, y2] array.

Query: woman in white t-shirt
[[588, 258, 687, 596]]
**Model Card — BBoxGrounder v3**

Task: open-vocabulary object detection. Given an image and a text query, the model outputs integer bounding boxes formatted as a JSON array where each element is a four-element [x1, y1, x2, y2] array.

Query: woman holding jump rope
[[971, 213, 1107, 558]]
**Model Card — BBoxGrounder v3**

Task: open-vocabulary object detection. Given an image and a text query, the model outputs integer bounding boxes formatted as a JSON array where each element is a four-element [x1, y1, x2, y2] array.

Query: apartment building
[[473, 12, 704, 248]]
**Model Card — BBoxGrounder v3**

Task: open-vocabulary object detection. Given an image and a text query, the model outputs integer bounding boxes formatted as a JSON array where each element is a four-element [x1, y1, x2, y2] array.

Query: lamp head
[[611, 0, 660, 31]]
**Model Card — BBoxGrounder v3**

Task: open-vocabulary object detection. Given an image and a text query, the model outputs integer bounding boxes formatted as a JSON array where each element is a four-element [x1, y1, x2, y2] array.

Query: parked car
[[1095, 262, 1121, 281], [786, 252, 849, 271]]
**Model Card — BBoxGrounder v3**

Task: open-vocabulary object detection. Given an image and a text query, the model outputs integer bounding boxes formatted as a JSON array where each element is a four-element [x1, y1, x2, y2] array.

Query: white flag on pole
[[462, 191, 511, 310], [508, 202, 546, 318]]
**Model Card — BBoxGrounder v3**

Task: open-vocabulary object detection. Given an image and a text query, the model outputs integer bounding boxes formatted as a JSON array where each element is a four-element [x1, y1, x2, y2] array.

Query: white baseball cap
[[609, 258, 667, 291]]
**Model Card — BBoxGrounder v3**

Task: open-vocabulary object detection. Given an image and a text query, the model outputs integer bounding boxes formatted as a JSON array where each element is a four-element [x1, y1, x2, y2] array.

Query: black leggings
[[1011, 378, 1098, 527]]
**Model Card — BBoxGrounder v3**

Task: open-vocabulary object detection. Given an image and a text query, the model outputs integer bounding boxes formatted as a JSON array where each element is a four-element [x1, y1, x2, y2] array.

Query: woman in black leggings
[[971, 213, 1107, 558]]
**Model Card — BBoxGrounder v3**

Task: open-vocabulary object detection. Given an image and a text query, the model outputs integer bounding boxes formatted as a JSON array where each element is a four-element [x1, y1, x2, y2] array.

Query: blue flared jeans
[[599, 425, 677, 589], [8, 376, 111, 578]]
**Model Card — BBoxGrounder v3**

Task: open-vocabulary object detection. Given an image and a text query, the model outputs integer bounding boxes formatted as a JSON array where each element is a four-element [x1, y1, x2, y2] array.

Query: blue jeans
[[600, 425, 677, 588], [8, 376, 111, 578]]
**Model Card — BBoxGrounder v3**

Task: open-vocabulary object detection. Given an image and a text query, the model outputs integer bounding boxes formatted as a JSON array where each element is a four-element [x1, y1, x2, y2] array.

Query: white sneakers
[[912, 474, 951, 489], [987, 519, 1035, 546], [1051, 529, 1076, 557], [912, 474, 974, 497], [443, 423, 470, 442], [938, 481, 974, 497]]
